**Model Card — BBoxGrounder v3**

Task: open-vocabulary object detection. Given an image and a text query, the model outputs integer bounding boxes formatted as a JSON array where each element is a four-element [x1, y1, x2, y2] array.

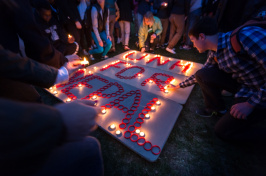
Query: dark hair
[[144, 11, 154, 20], [188, 17, 218, 39], [34, 0, 51, 11]]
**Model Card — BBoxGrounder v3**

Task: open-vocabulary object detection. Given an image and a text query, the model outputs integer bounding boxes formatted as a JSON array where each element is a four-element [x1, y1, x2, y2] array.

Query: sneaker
[[109, 47, 116, 53], [89, 54, 94, 61], [180, 44, 191, 50], [221, 90, 233, 97], [196, 108, 227, 117], [166, 47, 176, 54], [101, 55, 108, 60]]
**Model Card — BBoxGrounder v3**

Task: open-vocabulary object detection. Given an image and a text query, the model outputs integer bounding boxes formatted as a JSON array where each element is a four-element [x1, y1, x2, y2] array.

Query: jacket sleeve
[[155, 18, 163, 36], [0, 45, 58, 88], [138, 23, 146, 49], [0, 98, 65, 162]]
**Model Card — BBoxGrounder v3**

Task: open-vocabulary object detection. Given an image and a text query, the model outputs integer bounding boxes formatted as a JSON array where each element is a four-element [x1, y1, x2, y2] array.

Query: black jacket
[[153, 0, 171, 19], [117, 0, 134, 22]]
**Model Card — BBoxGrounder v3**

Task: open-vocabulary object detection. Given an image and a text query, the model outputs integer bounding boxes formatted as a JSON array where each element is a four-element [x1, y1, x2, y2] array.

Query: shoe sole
[[196, 110, 217, 118]]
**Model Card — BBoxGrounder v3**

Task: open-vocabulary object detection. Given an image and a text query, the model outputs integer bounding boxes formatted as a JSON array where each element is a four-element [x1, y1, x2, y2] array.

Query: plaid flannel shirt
[[179, 26, 266, 107]]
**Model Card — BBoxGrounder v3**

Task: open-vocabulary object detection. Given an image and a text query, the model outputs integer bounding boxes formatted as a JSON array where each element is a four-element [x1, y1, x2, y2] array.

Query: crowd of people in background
[[1, 0, 266, 175]]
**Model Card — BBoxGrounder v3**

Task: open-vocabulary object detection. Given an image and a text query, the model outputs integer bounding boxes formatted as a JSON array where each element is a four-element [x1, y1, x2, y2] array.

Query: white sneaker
[[166, 47, 176, 54]]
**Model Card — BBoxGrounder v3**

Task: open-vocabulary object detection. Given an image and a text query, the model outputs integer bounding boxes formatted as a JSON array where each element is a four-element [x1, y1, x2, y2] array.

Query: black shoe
[[196, 108, 227, 117], [101, 55, 108, 60]]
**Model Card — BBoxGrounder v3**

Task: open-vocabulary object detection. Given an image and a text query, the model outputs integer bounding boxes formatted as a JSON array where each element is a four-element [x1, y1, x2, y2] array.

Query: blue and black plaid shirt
[[180, 26, 266, 107]]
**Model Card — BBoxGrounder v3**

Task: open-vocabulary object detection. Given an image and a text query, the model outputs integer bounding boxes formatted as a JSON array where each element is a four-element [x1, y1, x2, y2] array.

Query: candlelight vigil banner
[[47, 51, 203, 162]]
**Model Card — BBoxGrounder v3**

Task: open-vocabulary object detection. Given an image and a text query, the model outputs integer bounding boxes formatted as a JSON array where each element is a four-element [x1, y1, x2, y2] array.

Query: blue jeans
[[90, 31, 112, 56]]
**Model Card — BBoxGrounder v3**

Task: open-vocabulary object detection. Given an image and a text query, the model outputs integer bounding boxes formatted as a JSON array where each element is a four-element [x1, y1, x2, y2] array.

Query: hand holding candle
[[68, 34, 75, 43]]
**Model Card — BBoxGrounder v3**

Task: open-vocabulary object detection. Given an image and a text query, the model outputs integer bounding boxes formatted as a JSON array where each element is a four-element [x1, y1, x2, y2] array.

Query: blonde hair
[[144, 11, 154, 22]]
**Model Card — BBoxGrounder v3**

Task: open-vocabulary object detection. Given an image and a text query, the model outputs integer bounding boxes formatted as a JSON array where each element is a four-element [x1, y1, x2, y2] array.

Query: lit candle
[[92, 95, 97, 100], [145, 114, 150, 118], [81, 57, 89, 65], [138, 73, 141, 77], [66, 98, 71, 102], [165, 89, 169, 94], [116, 130, 121, 135], [94, 67, 97, 70], [149, 80, 153, 83], [170, 79, 176, 85], [68, 34, 72, 38], [102, 109, 106, 114], [89, 71, 92, 74], [164, 2, 168, 6], [110, 124, 116, 129], [78, 84, 82, 87], [139, 132, 145, 137], [136, 129, 140, 133], [49, 87, 53, 90], [156, 101, 161, 105], [53, 91, 58, 95], [151, 106, 156, 110]]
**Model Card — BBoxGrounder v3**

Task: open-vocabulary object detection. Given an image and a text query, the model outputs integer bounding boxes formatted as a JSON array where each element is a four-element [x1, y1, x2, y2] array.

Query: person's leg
[[214, 98, 266, 144], [168, 14, 175, 47], [119, 21, 125, 45], [159, 18, 169, 46], [34, 137, 103, 176], [99, 31, 112, 56], [134, 13, 139, 36], [150, 35, 159, 51], [167, 14, 185, 49], [89, 32, 104, 55], [195, 65, 240, 112], [124, 21, 131, 46], [109, 15, 116, 50]]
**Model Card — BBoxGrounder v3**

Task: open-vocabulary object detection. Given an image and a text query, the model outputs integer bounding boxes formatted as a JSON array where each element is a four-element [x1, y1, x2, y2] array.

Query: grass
[[37, 33, 266, 176]]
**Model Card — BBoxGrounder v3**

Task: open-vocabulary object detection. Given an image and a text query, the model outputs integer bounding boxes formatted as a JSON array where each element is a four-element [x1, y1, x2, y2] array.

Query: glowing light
[[68, 34, 72, 38], [49, 87, 53, 90], [89, 71, 92, 74], [81, 57, 89, 65], [151, 106, 156, 110], [94, 67, 97, 70], [66, 98, 71, 102], [139, 132, 145, 137], [138, 73, 141, 77], [92, 95, 97, 100], [170, 79, 176, 85], [102, 109, 106, 114], [53, 91, 58, 95], [145, 114, 150, 118], [165, 89, 169, 94], [156, 101, 161, 105], [78, 84, 82, 87], [149, 80, 153, 83], [116, 130, 121, 135], [110, 124, 116, 129], [136, 129, 140, 133]]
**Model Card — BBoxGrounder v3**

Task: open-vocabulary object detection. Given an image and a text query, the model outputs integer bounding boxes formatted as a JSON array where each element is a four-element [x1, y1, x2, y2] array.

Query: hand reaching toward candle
[[67, 35, 75, 43], [55, 99, 101, 141], [63, 60, 83, 78]]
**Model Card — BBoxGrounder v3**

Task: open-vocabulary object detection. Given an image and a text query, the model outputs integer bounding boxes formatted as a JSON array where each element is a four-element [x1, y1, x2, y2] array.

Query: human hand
[[68, 35, 75, 43], [63, 59, 83, 78], [107, 35, 112, 41], [166, 84, 180, 90], [141, 48, 145, 52], [99, 40, 104, 47], [65, 54, 81, 62], [151, 34, 156, 39], [230, 102, 254, 120], [55, 99, 100, 141], [75, 21, 82, 29], [115, 11, 120, 21]]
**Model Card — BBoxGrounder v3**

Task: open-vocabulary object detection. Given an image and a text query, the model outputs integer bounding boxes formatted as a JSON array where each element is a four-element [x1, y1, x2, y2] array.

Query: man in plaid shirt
[[171, 17, 266, 144]]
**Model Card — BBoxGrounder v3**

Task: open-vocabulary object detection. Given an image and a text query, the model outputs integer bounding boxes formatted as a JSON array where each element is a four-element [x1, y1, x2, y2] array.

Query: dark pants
[[34, 137, 104, 176], [144, 33, 159, 51], [195, 66, 266, 144], [55, 42, 78, 56]]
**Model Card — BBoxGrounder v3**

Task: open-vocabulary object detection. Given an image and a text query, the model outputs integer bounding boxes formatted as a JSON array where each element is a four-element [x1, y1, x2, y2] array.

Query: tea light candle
[[66, 98, 71, 102], [116, 130, 121, 135], [170, 79, 176, 85], [156, 100, 161, 105], [145, 114, 150, 118], [68, 34, 72, 38], [136, 129, 140, 133], [110, 124, 116, 129], [89, 71, 92, 74], [165, 89, 169, 94], [149, 80, 153, 83], [81, 57, 89, 65], [94, 67, 97, 70], [138, 73, 141, 77], [102, 109, 106, 114], [139, 132, 145, 137], [164, 2, 168, 6], [78, 84, 82, 87], [53, 91, 58, 95], [49, 87, 53, 90], [92, 95, 97, 100], [151, 106, 156, 110]]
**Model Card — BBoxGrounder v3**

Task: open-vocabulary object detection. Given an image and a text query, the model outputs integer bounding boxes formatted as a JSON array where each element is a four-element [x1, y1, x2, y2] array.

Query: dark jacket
[[170, 0, 185, 15], [0, 98, 65, 176], [117, 0, 134, 22], [137, 0, 153, 15], [0, 0, 67, 69], [153, 0, 171, 19]]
